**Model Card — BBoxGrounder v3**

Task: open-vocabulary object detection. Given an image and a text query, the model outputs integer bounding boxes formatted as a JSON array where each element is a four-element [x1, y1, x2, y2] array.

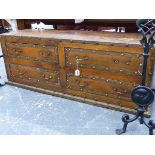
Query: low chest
[[1, 30, 154, 116]]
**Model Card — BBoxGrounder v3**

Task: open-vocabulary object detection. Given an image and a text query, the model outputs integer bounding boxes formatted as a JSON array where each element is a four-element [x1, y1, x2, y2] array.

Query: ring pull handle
[[17, 69, 26, 76], [83, 56, 89, 60], [79, 83, 88, 88], [112, 87, 128, 95], [42, 74, 53, 80], [13, 48, 22, 55], [39, 50, 51, 57], [76, 80, 88, 88], [116, 91, 128, 95], [75, 55, 89, 61]]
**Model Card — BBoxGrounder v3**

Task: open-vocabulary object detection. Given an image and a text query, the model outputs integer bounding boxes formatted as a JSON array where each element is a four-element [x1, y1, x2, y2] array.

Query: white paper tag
[[75, 69, 80, 76]]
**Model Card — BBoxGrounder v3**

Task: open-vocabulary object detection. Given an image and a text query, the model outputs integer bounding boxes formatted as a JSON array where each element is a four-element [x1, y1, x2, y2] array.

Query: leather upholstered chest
[[0, 29, 154, 116]]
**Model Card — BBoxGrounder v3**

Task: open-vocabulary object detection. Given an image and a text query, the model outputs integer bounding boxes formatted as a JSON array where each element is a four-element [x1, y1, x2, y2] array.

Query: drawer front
[[9, 57, 59, 71], [9, 64, 60, 85], [66, 74, 133, 101], [65, 47, 143, 75], [6, 42, 58, 64], [66, 67, 141, 85]]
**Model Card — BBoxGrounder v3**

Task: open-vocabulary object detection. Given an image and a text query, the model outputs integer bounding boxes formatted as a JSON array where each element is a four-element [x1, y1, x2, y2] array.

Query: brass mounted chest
[[0, 29, 154, 116]]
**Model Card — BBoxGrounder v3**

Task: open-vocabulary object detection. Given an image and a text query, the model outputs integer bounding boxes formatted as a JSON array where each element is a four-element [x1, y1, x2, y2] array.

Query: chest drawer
[[65, 47, 143, 75], [6, 42, 58, 64], [9, 64, 60, 85], [8, 57, 59, 71], [66, 67, 141, 85], [66, 74, 133, 101]]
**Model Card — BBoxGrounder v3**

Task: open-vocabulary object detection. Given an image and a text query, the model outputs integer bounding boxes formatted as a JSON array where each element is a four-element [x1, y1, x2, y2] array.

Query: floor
[[0, 47, 155, 135]]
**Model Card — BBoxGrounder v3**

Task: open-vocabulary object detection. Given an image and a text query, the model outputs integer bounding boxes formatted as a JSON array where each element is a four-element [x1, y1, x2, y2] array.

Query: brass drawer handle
[[13, 48, 22, 54], [112, 87, 128, 95], [17, 70, 26, 76], [116, 91, 128, 95], [79, 83, 88, 88], [42, 74, 53, 80], [76, 55, 89, 61], [39, 50, 51, 57], [76, 80, 88, 88]]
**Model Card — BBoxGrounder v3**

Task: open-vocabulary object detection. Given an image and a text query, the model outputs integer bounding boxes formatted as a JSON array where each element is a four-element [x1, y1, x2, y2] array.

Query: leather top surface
[[0, 29, 144, 46]]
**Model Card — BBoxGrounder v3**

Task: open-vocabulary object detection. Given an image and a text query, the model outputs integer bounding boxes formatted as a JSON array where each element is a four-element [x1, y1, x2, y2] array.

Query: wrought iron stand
[[116, 19, 155, 135], [0, 54, 5, 87]]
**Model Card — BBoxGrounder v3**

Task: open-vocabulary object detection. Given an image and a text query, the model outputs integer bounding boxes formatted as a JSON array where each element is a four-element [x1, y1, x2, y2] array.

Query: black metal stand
[[116, 107, 155, 135], [0, 82, 5, 87], [116, 86, 155, 135], [0, 54, 5, 87], [116, 19, 155, 135]]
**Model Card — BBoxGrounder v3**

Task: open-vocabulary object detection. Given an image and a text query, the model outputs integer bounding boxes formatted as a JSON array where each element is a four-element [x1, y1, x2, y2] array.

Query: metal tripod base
[[0, 83, 5, 87], [116, 107, 155, 135]]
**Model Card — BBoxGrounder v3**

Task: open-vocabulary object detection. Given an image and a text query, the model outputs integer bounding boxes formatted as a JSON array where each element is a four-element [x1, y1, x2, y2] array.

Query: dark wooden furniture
[[0, 29, 154, 116], [0, 20, 8, 34], [16, 19, 138, 32]]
